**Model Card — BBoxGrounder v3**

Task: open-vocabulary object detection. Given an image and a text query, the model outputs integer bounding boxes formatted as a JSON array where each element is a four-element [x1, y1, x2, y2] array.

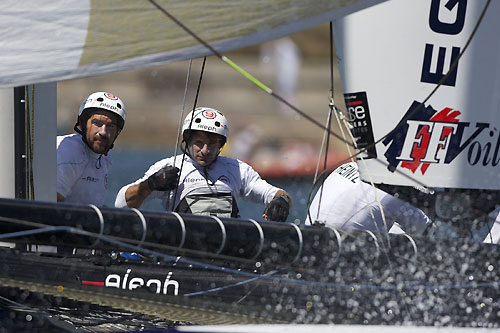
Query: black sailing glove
[[263, 194, 290, 222], [147, 166, 179, 191]]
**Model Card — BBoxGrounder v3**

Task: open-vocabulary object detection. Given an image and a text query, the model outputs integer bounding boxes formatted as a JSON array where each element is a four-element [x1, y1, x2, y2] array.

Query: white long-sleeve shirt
[[115, 154, 281, 216], [305, 162, 431, 235], [57, 134, 111, 206]]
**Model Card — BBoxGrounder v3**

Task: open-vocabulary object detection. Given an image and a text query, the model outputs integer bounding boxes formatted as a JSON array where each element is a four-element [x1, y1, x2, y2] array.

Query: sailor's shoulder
[[57, 134, 88, 162], [217, 156, 241, 168], [332, 162, 360, 183], [57, 134, 83, 149]]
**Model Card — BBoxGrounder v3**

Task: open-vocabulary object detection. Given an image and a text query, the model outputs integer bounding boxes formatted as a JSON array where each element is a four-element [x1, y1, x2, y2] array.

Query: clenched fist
[[147, 166, 179, 191]]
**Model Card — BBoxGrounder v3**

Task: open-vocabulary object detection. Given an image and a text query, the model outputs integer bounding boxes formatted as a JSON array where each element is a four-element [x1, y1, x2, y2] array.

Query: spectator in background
[[260, 37, 301, 116]]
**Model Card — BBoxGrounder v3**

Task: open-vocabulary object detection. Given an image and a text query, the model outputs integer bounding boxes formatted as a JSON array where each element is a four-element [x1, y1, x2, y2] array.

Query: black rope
[[308, 22, 336, 226], [324, 21, 334, 173], [171, 57, 207, 211]]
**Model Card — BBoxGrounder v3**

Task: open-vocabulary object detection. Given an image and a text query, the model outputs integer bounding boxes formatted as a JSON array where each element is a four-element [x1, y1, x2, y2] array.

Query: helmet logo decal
[[182, 107, 228, 140], [202, 110, 216, 119], [104, 93, 118, 100]]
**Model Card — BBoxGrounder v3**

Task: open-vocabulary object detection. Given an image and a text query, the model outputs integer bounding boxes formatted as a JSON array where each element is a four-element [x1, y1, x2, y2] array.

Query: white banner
[[334, 0, 500, 189]]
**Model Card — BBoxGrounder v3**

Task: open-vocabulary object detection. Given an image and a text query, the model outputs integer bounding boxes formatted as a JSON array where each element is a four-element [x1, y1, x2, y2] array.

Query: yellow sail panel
[[81, 0, 383, 66], [0, 0, 386, 87]]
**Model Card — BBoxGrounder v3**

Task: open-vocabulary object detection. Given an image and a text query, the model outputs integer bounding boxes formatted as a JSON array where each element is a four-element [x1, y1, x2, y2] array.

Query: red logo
[[202, 110, 216, 119], [105, 93, 118, 100]]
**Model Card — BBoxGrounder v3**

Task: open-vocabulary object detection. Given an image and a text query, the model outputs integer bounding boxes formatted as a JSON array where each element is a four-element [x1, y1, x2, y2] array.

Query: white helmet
[[182, 107, 228, 143], [78, 92, 126, 129]]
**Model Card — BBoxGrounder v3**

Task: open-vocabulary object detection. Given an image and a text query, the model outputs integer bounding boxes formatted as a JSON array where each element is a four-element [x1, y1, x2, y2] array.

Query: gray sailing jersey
[[115, 154, 281, 217]]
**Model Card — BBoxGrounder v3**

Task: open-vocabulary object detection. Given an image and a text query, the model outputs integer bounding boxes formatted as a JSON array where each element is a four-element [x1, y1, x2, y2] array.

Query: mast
[[13, 87, 26, 198], [0, 84, 57, 201]]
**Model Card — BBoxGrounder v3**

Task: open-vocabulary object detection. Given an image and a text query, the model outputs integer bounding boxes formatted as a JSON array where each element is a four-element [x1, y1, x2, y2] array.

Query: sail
[[0, 0, 386, 88], [334, 0, 500, 190]]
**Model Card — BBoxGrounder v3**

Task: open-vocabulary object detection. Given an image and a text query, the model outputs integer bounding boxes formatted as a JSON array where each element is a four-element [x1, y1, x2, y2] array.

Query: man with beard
[[57, 91, 126, 206]]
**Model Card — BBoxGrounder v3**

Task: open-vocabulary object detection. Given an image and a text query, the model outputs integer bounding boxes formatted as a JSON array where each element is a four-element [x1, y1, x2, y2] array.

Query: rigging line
[[147, 0, 347, 142], [334, 109, 355, 161], [312, 22, 337, 222], [29, 84, 35, 200], [172, 57, 207, 211], [24, 86, 35, 200], [318, 21, 335, 180], [312, 110, 332, 222], [24, 86, 30, 198], [234, 269, 287, 305], [173, 59, 193, 162], [313, 111, 332, 185], [70, 312, 144, 328], [324, 22, 336, 174], [169, 59, 193, 211], [329, 22, 334, 101], [183, 269, 278, 297], [0, 223, 497, 293]]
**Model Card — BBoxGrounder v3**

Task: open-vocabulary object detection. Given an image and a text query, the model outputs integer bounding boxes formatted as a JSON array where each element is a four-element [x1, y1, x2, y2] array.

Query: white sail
[[0, 0, 385, 88], [334, 0, 500, 190]]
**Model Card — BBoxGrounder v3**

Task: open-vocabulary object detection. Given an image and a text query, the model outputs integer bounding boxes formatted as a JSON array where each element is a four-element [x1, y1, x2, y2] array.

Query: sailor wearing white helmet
[[57, 92, 126, 206], [115, 107, 292, 221], [305, 162, 433, 235]]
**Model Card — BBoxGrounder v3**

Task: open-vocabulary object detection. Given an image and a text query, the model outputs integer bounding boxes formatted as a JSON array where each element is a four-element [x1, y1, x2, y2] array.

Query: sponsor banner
[[334, 0, 500, 189], [345, 91, 377, 159], [82, 267, 180, 296]]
